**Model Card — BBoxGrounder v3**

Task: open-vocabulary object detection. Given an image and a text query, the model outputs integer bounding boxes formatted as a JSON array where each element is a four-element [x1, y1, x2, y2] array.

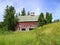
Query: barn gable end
[[16, 16, 38, 31]]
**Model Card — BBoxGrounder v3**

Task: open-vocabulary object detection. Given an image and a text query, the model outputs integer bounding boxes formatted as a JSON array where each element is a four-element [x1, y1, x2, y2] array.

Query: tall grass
[[0, 22, 60, 45], [0, 31, 37, 45]]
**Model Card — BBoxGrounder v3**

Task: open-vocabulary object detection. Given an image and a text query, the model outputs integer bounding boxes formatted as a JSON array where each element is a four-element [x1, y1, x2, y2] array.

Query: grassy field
[[0, 22, 60, 45]]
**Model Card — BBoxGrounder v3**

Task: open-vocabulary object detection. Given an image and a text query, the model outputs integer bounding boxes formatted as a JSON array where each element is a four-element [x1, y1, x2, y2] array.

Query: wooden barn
[[16, 12, 38, 31]]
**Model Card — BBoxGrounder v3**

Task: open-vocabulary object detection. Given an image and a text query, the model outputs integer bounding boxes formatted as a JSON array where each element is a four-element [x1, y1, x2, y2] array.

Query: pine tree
[[38, 13, 45, 27], [46, 12, 52, 24], [49, 13, 52, 23], [46, 12, 50, 24], [0, 22, 3, 28], [4, 5, 9, 30], [21, 8, 26, 16], [27, 11, 30, 16], [4, 5, 16, 31]]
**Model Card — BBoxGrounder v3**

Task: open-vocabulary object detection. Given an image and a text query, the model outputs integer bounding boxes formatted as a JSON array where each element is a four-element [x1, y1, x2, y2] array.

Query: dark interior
[[22, 28, 26, 31]]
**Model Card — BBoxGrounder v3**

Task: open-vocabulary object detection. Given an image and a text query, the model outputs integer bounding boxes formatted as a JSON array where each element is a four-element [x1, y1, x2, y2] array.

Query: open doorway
[[22, 28, 26, 31]]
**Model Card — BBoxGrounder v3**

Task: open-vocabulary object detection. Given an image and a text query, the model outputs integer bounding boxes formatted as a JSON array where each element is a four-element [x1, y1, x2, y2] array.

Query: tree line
[[38, 12, 52, 27], [16, 8, 30, 16]]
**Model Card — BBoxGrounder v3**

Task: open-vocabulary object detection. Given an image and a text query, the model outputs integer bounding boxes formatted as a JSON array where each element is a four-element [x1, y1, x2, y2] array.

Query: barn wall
[[16, 21, 38, 31]]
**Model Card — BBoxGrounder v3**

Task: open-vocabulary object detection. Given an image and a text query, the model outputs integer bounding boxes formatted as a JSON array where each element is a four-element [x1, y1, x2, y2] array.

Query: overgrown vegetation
[[0, 22, 60, 45]]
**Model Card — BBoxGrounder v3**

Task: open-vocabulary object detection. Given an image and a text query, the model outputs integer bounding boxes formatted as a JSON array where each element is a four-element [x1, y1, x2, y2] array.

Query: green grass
[[0, 22, 60, 45], [0, 31, 36, 45]]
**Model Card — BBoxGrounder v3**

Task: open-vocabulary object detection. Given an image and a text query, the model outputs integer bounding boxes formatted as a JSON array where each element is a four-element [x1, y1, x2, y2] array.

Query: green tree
[[54, 19, 60, 22], [49, 13, 52, 23], [38, 13, 45, 27], [27, 11, 30, 16], [46, 12, 50, 24], [46, 12, 52, 24], [21, 8, 26, 16], [4, 5, 16, 31], [0, 22, 4, 28]]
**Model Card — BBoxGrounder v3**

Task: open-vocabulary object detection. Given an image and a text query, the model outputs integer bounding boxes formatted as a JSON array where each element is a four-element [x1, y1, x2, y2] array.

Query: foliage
[[49, 13, 52, 23], [38, 13, 45, 27], [46, 12, 52, 24], [3, 5, 16, 31], [21, 8, 26, 16], [54, 19, 60, 22], [0, 22, 60, 45], [36, 22, 60, 45], [0, 22, 4, 28], [27, 11, 30, 16], [38, 12, 52, 27]]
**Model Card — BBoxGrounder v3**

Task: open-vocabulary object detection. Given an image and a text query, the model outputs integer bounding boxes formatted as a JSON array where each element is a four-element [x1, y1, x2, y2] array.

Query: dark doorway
[[29, 28, 33, 30], [22, 28, 26, 31]]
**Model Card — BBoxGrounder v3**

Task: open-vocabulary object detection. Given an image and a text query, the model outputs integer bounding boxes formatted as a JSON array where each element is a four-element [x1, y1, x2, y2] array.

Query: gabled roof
[[17, 16, 38, 22]]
